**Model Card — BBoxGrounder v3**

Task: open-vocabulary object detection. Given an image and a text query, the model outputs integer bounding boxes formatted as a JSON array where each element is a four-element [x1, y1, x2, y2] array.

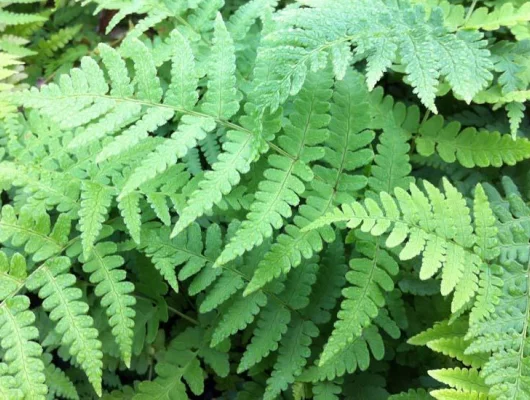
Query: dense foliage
[[1, 0, 530, 398]]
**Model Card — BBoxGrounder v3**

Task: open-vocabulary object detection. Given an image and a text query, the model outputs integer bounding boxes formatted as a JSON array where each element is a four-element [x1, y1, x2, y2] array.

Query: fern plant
[[2, 0, 530, 399]]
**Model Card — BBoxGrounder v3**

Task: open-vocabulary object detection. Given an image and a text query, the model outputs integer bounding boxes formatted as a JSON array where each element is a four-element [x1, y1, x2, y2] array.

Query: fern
[[3, 0, 530, 397], [26, 257, 103, 395], [415, 115, 530, 168], [245, 69, 375, 294], [253, 0, 493, 113], [214, 71, 333, 267], [0, 295, 47, 399], [305, 179, 484, 311], [319, 235, 398, 365]]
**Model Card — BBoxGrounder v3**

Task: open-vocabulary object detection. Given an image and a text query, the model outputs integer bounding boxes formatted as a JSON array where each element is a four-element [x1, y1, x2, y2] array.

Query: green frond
[[409, 319, 487, 368], [319, 236, 398, 365], [0, 10, 47, 25], [429, 389, 490, 399], [429, 368, 489, 394], [227, 0, 278, 41], [264, 316, 318, 400], [416, 115, 530, 168], [312, 381, 342, 400], [0, 295, 47, 399], [304, 179, 483, 308], [170, 128, 268, 238], [134, 326, 228, 399], [42, 353, 79, 400], [245, 70, 374, 295], [211, 291, 267, 347], [117, 192, 142, 244], [300, 325, 385, 382], [26, 257, 103, 395], [464, 2, 530, 32], [77, 241, 136, 367], [237, 303, 290, 373], [201, 13, 242, 120], [253, 0, 493, 113], [0, 205, 71, 262], [120, 115, 216, 198], [0, 362, 22, 399], [140, 222, 221, 292], [368, 90, 415, 193], [304, 237, 347, 325], [483, 177, 530, 264], [0, 252, 26, 301], [389, 388, 433, 399], [79, 181, 113, 257], [215, 71, 333, 267]]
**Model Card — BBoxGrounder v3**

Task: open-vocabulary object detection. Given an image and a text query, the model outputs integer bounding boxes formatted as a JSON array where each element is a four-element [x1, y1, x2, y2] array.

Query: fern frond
[[120, 115, 216, 198], [416, 115, 530, 168], [245, 70, 374, 295], [253, 0, 493, 113], [0, 252, 26, 301], [227, 0, 278, 41], [201, 13, 242, 120], [0, 205, 71, 262], [26, 257, 103, 395], [300, 325, 385, 382], [237, 303, 290, 373], [170, 128, 267, 238], [319, 235, 398, 365], [42, 353, 79, 400], [305, 179, 483, 306], [79, 181, 113, 257], [0, 295, 47, 399], [140, 222, 222, 292], [429, 368, 489, 394], [76, 241, 136, 367], [464, 2, 530, 32], [215, 71, 333, 267], [264, 316, 318, 400], [409, 318, 487, 369]]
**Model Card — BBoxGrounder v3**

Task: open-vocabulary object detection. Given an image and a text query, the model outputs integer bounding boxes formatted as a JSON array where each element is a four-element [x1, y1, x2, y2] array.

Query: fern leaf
[[304, 179, 483, 306], [264, 317, 318, 400], [79, 181, 113, 257], [245, 70, 374, 295], [140, 223, 219, 292], [0, 205, 71, 262], [313, 381, 342, 400], [465, 2, 530, 31], [117, 192, 142, 244], [300, 325, 384, 382], [0, 362, 21, 399], [26, 257, 103, 395], [120, 115, 216, 197], [163, 30, 199, 109], [319, 237, 398, 365], [253, 0, 492, 112], [227, 0, 278, 41], [0, 296, 47, 399], [429, 368, 489, 394], [80, 242, 136, 367], [416, 115, 530, 168], [42, 353, 79, 400], [171, 129, 265, 238], [201, 13, 241, 120], [237, 303, 291, 373], [0, 252, 26, 301], [215, 72, 333, 267], [211, 291, 267, 347]]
